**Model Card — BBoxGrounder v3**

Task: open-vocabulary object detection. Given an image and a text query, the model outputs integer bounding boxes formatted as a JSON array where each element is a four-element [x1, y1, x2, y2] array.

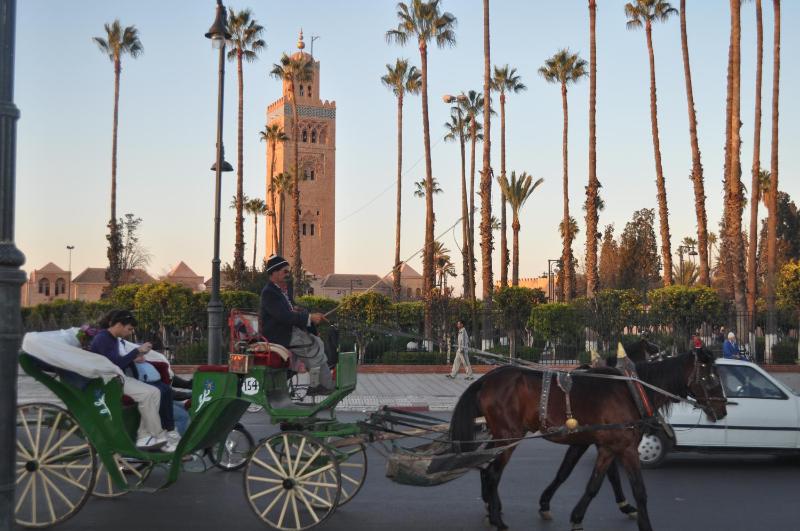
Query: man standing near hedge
[[446, 320, 473, 380], [260, 255, 334, 394]]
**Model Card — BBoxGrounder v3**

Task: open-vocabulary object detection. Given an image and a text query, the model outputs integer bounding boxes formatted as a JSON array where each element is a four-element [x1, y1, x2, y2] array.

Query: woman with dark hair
[[89, 310, 176, 451]]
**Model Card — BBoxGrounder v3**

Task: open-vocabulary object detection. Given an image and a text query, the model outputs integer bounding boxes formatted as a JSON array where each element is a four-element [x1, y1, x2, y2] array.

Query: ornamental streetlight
[[66, 245, 74, 300], [0, 1, 27, 527], [676, 243, 698, 285], [547, 259, 561, 302], [206, 0, 232, 365]]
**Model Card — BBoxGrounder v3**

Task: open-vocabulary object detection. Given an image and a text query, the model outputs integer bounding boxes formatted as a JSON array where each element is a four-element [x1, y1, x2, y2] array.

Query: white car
[[638, 358, 800, 467]]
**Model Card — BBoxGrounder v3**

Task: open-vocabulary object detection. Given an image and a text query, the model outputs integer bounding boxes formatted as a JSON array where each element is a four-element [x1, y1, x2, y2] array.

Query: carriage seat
[[247, 342, 291, 369]]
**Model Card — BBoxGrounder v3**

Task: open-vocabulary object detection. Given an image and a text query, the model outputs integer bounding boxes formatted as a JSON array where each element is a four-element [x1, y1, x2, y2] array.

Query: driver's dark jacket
[[260, 281, 309, 348]]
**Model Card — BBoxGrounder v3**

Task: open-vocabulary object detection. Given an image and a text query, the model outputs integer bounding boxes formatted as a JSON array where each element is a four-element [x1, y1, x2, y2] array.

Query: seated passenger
[[89, 310, 176, 452], [133, 357, 184, 441], [260, 255, 333, 394]]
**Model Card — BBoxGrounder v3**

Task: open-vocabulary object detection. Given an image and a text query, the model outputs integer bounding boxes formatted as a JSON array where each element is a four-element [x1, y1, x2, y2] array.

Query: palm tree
[[492, 65, 526, 289], [479, 0, 494, 350], [585, 0, 601, 298], [707, 231, 718, 269], [226, 9, 265, 285], [499, 172, 544, 286], [271, 172, 293, 255], [382, 59, 422, 300], [270, 50, 314, 288], [259, 124, 288, 255], [458, 90, 486, 288], [444, 109, 472, 299], [245, 198, 267, 270], [625, 0, 677, 287], [765, 0, 781, 350], [387, 0, 456, 347], [432, 241, 456, 291], [724, 0, 747, 320], [746, 0, 764, 315], [93, 20, 143, 289], [679, 0, 710, 287], [413, 177, 442, 198], [539, 49, 587, 301]]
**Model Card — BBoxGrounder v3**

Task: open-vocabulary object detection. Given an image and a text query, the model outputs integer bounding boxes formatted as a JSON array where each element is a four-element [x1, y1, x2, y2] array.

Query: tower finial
[[297, 29, 305, 50]]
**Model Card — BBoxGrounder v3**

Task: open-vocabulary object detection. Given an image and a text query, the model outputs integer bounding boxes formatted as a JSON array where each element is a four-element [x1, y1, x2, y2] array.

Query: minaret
[[264, 30, 336, 277]]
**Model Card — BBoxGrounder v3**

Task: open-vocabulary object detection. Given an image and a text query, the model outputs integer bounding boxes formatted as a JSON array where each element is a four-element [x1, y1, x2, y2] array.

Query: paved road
[[29, 412, 800, 531]]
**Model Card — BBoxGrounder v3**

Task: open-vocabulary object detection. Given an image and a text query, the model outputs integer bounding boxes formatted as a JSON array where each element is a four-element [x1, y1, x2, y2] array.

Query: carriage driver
[[260, 255, 334, 394]]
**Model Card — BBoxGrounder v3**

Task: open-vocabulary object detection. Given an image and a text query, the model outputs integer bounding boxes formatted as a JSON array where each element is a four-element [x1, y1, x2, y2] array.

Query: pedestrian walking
[[446, 320, 473, 380]]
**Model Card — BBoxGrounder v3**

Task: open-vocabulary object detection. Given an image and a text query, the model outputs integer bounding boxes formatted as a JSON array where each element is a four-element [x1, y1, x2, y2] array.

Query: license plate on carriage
[[228, 353, 252, 374]]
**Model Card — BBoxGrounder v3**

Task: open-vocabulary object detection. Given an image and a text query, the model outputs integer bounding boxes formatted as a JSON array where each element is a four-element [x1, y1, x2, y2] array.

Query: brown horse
[[539, 337, 663, 520], [449, 348, 727, 531]]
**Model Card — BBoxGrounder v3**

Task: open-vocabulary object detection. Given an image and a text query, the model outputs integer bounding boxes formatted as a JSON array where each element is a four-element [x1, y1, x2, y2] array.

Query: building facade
[[264, 32, 336, 277], [21, 263, 70, 307]]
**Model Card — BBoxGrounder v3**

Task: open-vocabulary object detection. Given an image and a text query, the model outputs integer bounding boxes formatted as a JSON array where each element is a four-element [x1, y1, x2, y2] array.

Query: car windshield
[[718, 365, 787, 400]]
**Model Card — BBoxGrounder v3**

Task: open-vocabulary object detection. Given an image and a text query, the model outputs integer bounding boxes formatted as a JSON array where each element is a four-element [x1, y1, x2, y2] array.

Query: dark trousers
[[147, 381, 175, 431]]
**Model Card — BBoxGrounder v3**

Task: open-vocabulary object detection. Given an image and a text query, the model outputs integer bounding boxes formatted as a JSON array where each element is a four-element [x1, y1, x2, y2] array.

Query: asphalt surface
[[26, 411, 800, 531]]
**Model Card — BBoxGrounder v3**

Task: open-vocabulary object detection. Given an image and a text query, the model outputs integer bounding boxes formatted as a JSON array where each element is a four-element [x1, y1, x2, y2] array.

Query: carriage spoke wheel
[[244, 432, 340, 530], [15, 403, 96, 528], [311, 440, 366, 508], [91, 454, 152, 498]]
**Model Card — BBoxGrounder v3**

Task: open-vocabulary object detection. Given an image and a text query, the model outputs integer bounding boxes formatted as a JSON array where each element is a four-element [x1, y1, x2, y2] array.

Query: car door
[[718, 364, 800, 448], [668, 401, 727, 447]]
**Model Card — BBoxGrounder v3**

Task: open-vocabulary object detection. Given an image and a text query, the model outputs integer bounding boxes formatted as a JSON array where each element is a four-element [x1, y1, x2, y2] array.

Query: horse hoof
[[619, 503, 638, 520], [571, 523, 584, 531], [539, 510, 553, 521], [627, 511, 639, 520]]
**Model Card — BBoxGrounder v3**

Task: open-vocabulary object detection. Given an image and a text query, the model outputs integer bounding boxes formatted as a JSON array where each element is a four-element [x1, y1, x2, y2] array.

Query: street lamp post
[[206, 0, 232, 365], [676, 244, 697, 285], [0, 1, 27, 528], [547, 259, 561, 302], [66, 245, 74, 300]]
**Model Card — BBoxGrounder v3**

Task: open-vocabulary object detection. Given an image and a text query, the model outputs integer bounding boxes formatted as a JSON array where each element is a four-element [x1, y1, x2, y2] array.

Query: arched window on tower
[[310, 224, 315, 236], [299, 85, 304, 97], [38, 278, 50, 296], [55, 278, 66, 296], [307, 85, 312, 96], [311, 130, 317, 143], [302, 223, 307, 236], [302, 129, 308, 143]]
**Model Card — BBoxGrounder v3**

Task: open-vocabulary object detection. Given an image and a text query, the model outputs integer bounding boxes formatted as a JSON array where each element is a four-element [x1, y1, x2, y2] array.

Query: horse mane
[[634, 352, 694, 414]]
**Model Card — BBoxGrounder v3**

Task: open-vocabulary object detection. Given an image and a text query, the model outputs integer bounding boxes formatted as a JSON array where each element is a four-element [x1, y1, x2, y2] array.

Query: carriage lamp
[[565, 417, 579, 431], [229, 353, 252, 375]]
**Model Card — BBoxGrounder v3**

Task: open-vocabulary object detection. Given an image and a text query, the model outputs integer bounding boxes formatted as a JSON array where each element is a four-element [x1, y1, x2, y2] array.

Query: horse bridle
[[687, 349, 726, 419]]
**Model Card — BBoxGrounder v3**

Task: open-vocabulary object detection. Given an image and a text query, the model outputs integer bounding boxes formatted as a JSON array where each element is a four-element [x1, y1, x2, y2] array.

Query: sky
[[14, 0, 799, 290]]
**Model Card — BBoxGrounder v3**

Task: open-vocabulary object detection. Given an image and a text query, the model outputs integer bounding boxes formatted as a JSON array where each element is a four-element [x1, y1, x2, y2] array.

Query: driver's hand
[[309, 312, 326, 325]]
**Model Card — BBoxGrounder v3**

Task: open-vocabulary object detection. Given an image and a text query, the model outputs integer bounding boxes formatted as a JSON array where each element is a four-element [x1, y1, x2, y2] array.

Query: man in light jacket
[[447, 320, 474, 380]]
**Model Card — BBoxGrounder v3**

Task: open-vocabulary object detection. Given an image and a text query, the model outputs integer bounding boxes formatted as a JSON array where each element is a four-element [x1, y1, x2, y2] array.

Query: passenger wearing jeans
[[89, 310, 178, 451]]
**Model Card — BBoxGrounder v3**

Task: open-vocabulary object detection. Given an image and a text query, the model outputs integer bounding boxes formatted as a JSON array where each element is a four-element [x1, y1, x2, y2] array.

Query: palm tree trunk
[[460, 132, 470, 299], [291, 84, 303, 289], [269, 141, 279, 254], [585, 0, 600, 298], [108, 57, 121, 288], [727, 0, 747, 319], [721, 29, 734, 299], [560, 82, 573, 301], [469, 121, 477, 299], [418, 41, 434, 349], [235, 51, 246, 283], [512, 217, 520, 286], [499, 92, 509, 288], [480, 0, 493, 349], [393, 94, 404, 300], [645, 22, 673, 287], [680, 0, 710, 287], [278, 192, 285, 256], [747, 0, 764, 315], [766, 0, 780, 354]]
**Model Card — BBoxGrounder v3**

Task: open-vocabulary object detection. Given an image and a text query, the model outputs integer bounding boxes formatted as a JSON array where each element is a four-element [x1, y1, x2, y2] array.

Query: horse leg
[[619, 445, 653, 531], [607, 458, 638, 519], [538, 444, 589, 520], [568, 445, 615, 531], [484, 448, 515, 530]]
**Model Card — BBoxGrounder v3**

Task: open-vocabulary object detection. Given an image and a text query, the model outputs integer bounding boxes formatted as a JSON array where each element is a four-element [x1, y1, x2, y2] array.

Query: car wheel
[[638, 431, 671, 469]]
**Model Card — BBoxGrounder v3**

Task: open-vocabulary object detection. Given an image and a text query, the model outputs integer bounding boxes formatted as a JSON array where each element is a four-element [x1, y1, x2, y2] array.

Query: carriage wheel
[[15, 403, 96, 528], [244, 432, 340, 530], [311, 440, 367, 508], [209, 424, 255, 472], [91, 454, 152, 498]]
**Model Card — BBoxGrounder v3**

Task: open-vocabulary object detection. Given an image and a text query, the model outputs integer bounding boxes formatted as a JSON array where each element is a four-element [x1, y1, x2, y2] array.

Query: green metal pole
[[0, 0, 27, 528]]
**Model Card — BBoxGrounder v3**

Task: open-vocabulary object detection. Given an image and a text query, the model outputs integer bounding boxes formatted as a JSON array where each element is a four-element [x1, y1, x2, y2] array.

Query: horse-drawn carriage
[[15, 320, 728, 531]]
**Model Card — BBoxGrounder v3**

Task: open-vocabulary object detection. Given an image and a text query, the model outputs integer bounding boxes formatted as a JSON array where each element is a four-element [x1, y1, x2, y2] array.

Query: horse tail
[[449, 376, 485, 453]]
